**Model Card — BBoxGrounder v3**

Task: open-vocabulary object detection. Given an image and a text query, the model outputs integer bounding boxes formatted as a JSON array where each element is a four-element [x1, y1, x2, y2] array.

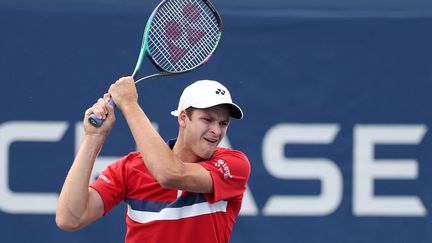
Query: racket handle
[[88, 99, 116, 128]]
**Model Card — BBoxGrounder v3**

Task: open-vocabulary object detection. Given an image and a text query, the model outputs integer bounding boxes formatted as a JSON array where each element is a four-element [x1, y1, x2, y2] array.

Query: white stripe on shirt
[[127, 200, 228, 224]]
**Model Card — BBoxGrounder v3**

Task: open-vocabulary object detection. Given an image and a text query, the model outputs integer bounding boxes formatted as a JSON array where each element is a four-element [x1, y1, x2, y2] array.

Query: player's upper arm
[[159, 162, 214, 193], [81, 188, 105, 227], [56, 188, 104, 231], [158, 150, 250, 195]]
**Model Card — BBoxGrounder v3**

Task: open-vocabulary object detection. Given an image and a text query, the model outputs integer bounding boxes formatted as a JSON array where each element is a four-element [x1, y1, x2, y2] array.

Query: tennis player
[[56, 77, 251, 243]]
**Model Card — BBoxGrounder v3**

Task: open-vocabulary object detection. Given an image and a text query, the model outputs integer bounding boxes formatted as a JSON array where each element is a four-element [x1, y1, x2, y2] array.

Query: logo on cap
[[215, 89, 226, 95]]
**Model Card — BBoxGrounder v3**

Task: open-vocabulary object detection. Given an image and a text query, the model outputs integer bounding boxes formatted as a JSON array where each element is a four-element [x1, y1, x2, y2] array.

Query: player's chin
[[198, 142, 217, 159]]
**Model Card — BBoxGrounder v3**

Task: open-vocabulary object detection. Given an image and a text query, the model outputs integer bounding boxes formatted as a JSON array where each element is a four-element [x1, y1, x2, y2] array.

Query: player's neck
[[172, 137, 202, 163]]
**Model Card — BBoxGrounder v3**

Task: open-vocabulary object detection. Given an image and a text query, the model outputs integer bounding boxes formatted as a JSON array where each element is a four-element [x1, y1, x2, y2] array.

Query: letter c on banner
[[0, 121, 68, 214]]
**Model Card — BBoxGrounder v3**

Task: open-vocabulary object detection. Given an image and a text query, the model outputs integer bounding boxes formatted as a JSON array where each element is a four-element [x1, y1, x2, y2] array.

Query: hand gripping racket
[[89, 0, 223, 127]]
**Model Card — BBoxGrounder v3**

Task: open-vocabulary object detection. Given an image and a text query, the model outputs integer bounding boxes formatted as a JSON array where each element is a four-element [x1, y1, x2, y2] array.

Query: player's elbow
[[55, 213, 83, 232], [157, 173, 181, 189], [155, 166, 184, 189], [154, 162, 185, 189]]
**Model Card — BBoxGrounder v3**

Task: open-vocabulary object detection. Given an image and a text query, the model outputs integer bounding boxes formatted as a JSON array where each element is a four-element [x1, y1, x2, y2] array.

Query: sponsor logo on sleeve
[[214, 159, 232, 179], [99, 174, 111, 184]]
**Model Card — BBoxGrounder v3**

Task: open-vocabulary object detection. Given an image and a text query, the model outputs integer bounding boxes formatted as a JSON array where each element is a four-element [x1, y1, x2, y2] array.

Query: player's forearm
[[121, 103, 185, 187], [56, 134, 105, 229]]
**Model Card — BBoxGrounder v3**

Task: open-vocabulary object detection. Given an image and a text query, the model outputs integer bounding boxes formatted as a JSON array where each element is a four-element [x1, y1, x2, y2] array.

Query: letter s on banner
[[262, 123, 342, 216]]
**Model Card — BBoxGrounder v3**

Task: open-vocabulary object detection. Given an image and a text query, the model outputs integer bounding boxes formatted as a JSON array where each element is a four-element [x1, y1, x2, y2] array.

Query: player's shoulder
[[211, 147, 251, 177], [126, 151, 142, 160], [125, 151, 145, 165], [214, 147, 249, 163], [111, 151, 144, 168]]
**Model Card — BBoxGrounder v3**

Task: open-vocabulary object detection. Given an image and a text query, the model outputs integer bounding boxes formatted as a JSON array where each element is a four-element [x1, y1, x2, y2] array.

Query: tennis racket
[[89, 0, 223, 127]]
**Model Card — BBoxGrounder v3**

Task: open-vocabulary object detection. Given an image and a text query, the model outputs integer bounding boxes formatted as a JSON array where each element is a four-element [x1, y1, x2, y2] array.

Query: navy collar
[[167, 138, 177, 150]]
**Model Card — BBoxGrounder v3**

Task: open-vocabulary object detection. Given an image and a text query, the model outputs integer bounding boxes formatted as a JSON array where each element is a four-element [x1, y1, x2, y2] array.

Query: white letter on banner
[[262, 123, 342, 216], [0, 121, 68, 214], [353, 125, 427, 216]]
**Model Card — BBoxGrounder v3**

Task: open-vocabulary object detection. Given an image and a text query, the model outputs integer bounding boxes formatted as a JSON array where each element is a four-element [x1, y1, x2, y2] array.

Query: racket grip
[[88, 99, 116, 128]]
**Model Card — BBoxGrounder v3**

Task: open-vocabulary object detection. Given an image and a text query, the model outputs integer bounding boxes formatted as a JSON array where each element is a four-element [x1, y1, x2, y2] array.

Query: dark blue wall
[[1, 3, 432, 243]]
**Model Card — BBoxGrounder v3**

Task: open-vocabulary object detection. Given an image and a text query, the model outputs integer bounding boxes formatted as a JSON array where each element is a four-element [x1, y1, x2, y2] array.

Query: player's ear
[[178, 110, 187, 128]]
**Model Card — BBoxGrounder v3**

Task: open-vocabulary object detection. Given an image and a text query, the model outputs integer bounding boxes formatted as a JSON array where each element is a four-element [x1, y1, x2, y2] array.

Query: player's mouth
[[204, 137, 218, 144]]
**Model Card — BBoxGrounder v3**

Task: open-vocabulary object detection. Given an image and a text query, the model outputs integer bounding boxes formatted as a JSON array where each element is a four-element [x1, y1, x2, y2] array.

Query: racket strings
[[152, 0, 218, 69], [147, 0, 221, 72]]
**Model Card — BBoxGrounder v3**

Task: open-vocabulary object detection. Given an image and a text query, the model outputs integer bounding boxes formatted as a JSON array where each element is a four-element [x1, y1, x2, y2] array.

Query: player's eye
[[220, 122, 229, 128], [201, 117, 211, 123]]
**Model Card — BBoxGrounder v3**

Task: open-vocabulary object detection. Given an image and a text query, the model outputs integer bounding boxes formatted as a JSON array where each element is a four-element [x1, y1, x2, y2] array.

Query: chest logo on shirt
[[214, 159, 232, 179]]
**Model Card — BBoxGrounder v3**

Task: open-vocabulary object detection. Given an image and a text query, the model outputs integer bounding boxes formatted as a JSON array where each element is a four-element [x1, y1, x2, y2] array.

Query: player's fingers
[[113, 76, 134, 88], [102, 93, 115, 113], [117, 76, 132, 83], [103, 93, 111, 101], [92, 98, 108, 119], [84, 107, 94, 117]]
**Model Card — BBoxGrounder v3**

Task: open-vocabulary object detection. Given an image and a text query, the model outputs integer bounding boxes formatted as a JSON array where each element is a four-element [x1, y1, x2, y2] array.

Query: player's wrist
[[82, 132, 109, 144], [119, 101, 141, 113]]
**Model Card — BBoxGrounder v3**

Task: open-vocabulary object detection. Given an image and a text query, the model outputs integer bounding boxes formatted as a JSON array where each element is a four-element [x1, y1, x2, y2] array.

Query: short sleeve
[[199, 149, 250, 203], [90, 155, 129, 215]]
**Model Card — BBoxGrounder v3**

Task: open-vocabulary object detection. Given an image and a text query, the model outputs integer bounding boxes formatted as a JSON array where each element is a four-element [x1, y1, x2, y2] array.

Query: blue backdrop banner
[[0, 4, 431, 243]]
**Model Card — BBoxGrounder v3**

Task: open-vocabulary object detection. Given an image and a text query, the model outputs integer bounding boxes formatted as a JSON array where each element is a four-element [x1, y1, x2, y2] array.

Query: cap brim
[[171, 103, 244, 119], [226, 103, 243, 119], [192, 102, 243, 119]]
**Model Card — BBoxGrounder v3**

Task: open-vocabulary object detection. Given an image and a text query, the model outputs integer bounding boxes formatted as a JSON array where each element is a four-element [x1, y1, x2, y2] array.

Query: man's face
[[183, 105, 230, 160]]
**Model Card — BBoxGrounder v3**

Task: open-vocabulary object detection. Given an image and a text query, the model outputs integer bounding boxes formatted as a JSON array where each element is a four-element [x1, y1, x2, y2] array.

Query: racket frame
[[132, 0, 224, 84], [89, 0, 223, 127]]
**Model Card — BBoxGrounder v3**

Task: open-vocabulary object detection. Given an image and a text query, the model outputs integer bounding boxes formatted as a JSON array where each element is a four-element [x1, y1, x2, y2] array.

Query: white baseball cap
[[171, 80, 243, 119]]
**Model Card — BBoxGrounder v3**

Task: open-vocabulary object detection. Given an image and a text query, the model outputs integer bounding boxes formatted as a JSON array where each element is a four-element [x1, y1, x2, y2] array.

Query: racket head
[[134, 0, 223, 76]]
